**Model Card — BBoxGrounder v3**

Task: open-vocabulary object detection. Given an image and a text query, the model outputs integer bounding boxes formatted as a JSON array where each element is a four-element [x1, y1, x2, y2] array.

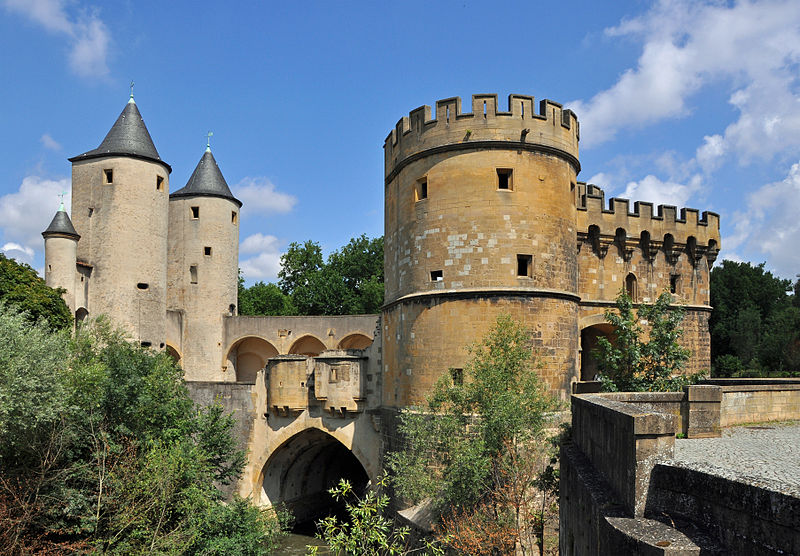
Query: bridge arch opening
[[337, 333, 373, 350], [580, 323, 616, 381], [226, 336, 278, 383], [262, 428, 369, 527], [288, 335, 326, 356]]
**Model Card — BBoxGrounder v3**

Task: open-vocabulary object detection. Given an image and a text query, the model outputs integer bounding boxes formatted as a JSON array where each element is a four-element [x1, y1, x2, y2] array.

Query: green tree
[[387, 315, 560, 554], [593, 290, 696, 392], [0, 307, 286, 553], [709, 260, 799, 376], [0, 252, 71, 330], [239, 274, 295, 316], [278, 240, 324, 297]]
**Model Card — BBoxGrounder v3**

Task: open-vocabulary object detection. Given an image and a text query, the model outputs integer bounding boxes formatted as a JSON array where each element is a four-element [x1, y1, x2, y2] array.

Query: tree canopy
[[709, 260, 800, 376], [0, 252, 71, 330], [0, 307, 287, 553], [239, 234, 383, 316]]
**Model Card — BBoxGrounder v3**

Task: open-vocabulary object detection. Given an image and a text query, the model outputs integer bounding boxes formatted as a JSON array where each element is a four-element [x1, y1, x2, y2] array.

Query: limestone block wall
[[701, 378, 800, 426], [167, 195, 239, 381], [71, 156, 169, 347], [382, 296, 579, 407]]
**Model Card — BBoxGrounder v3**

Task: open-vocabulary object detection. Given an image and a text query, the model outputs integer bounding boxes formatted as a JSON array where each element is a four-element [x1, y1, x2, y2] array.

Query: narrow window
[[517, 254, 532, 277], [626, 273, 638, 301], [136, 282, 149, 290], [416, 178, 428, 201], [88, 207, 94, 217], [450, 367, 464, 386], [204, 246, 212, 256], [190, 265, 198, 284], [670, 274, 680, 294], [103, 169, 113, 184], [140, 341, 152, 348], [191, 206, 200, 219], [156, 175, 164, 191], [430, 270, 443, 282], [231, 211, 238, 224], [497, 168, 513, 190], [48, 264, 51, 271]]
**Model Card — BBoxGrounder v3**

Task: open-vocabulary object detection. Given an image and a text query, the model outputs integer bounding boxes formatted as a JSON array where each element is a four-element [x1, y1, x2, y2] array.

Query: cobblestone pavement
[[674, 421, 800, 489]]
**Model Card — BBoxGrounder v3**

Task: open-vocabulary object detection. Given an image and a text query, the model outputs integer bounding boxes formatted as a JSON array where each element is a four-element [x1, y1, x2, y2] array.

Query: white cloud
[[732, 161, 800, 277], [621, 174, 703, 209], [0, 176, 71, 257], [3, 0, 110, 78], [1, 242, 35, 266], [40, 133, 61, 151], [569, 0, 800, 161], [233, 177, 297, 217], [239, 233, 283, 281], [695, 134, 726, 173]]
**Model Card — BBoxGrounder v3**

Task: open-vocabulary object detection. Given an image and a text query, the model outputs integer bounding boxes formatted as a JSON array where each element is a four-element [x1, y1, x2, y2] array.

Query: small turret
[[167, 141, 241, 380], [42, 203, 79, 312]]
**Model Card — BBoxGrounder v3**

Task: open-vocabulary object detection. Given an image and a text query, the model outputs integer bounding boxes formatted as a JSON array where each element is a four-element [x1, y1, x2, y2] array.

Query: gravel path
[[674, 422, 800, 488]]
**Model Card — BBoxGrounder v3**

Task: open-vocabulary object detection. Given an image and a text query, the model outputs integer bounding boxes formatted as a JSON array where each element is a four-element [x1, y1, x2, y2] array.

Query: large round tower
[[383, 94, 581, 406], [42, 203, 80, 313], [68, 95, 171, 347], [168, 145, 241, 381]]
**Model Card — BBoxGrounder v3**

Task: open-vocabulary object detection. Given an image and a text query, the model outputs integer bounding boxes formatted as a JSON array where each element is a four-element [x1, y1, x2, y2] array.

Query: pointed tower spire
[[170, 143, 241, 207], [69, 94, 171, 172], [42, 203, 80, 239]]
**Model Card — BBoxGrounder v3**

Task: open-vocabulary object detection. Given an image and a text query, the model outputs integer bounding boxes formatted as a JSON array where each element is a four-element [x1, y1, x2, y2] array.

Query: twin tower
[[42, 96, 241, 378]]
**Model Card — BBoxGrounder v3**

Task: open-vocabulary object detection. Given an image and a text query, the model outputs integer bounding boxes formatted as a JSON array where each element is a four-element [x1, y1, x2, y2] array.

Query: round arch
[[75, 307, 89, 325], [225, 336, 279, 383], [580, 323, 616, 381], [288, 335, 326, 356], [261, 427, 369, 524], [165, 343, 181, 365], [337, 333, 373, 350]]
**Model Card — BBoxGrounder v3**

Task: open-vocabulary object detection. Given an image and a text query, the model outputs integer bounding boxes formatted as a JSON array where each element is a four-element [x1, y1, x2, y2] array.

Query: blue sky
[[2, 0, 799, 284]]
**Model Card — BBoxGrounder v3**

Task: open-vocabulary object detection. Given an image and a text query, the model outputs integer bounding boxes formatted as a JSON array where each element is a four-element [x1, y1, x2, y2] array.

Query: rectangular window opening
[[140, 341, 152, 348], [517, 254, 532, 277], [136, 282, 149, 290], [497, 168, 513, 190], [670, 274, 680, 294], [191, 206, 200, 219], [450, 368, 464, 386], [231, 211, 238, 224], [103, 169, 113, 184], [204, 246, 212, 256], [156, 175, 164, 191], [190, 265, 198, 284], [430, 270, 443, 282], [416, 178, 428, 201]]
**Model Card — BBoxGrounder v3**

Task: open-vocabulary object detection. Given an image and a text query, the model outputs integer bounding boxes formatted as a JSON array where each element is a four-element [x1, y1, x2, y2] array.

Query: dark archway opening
[[580, 323, 616, 381], [262, 429, 369, 532]]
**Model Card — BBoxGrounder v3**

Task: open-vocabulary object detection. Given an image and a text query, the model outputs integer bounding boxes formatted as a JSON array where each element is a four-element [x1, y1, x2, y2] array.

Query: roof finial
[[206, 131, 213, 152], [129, 80, 135, 103], [57, 191, 67, 211]]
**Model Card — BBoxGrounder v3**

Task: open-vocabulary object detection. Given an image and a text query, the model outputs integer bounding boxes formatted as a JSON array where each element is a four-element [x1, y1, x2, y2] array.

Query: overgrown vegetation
[[308, 476, 443, 556], [0, 304, 287, 554], [710, 260, 800, 377], [593, 290, 702, 392], [239, 234, 383, 316], [387, 315, 562, 555]]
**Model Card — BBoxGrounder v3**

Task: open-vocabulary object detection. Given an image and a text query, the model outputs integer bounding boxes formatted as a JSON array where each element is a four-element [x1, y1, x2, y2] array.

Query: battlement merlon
[[384, 94, 580, 180], [576, 183, 721, 250]]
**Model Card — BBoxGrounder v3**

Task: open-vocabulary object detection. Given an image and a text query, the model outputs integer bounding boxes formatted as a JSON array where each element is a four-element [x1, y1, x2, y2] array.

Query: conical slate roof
[[42, 204, 80, 239], [170, 148, 241, 207], [69, 98, 171, 172]]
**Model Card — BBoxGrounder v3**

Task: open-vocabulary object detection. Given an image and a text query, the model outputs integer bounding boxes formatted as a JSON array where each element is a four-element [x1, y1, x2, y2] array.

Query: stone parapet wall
[[701, 378, 800, 426]]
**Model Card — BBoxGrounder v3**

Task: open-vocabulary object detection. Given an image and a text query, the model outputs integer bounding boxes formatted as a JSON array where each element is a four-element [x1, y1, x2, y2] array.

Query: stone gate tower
[[167, 145, 241, 381], [68, 96, 171, 347], [382, 94, 582, 405]]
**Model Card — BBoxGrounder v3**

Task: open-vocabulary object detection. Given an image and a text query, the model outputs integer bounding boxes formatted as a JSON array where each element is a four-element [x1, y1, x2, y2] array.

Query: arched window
[[625, 273, 637, 301]]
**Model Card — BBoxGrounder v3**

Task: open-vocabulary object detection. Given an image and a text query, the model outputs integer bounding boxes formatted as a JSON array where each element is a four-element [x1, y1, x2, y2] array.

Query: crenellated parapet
[[384, 94, 580, 180], [576, 183, 720, 267]]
